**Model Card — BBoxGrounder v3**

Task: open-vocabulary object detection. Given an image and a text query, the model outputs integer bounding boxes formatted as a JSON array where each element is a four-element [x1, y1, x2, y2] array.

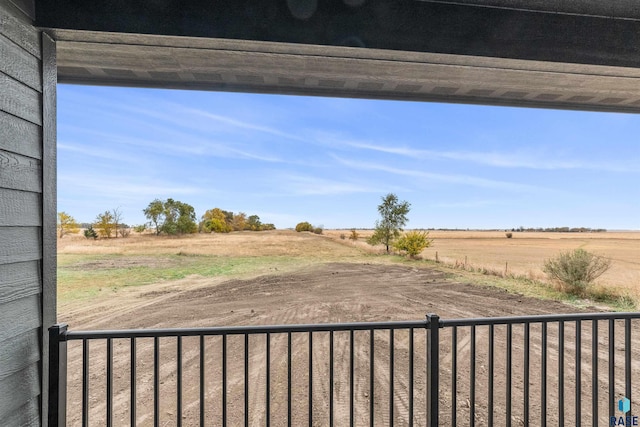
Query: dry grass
[[59, 229, 640, 308], [324, 229, 640, 300]]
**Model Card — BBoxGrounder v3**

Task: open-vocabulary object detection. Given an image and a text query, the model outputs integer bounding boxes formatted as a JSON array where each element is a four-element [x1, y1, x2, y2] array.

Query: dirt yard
[[60, 260, 640, 426]]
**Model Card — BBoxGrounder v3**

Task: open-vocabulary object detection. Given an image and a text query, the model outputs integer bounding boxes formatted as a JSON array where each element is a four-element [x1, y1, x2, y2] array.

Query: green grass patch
[[57, 253, 308, 303]]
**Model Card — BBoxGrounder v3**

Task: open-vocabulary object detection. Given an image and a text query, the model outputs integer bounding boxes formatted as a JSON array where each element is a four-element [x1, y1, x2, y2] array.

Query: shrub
[[393, 230, 433, 258], [313, 227, 323, 235], [133, 224, 147, 233], [84, 225, 98, 240], [505, 232, 513, 238], [119, 228, 131, 238], [295, 221, 314, 232], [340, 233, 346, 240], [348, 229, 359, 241], [543, 249, 612, 296]]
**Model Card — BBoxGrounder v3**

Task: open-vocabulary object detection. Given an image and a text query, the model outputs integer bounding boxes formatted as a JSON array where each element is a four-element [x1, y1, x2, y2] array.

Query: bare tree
[[111, 207, 123, 238]]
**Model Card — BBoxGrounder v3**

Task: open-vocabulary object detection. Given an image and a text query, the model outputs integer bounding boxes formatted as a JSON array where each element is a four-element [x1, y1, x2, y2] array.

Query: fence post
[[426, 314, 440, 427], [48, 324, 68, 427]]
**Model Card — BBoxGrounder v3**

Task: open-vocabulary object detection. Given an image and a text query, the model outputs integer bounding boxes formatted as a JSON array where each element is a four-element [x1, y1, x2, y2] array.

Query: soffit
[[53, 29, 640, 113]]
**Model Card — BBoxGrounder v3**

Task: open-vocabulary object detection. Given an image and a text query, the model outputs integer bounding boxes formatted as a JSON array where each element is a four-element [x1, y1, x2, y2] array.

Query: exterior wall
[[0, 0, 54, 425]]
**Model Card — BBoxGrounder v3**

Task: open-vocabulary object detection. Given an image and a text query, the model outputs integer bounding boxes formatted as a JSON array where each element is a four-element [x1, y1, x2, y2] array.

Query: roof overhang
[[39, 0, 640, 113]]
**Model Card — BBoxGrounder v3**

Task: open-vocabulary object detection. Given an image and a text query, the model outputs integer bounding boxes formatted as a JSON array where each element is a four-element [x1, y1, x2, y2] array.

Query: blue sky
[[57, 85, 640, 230]]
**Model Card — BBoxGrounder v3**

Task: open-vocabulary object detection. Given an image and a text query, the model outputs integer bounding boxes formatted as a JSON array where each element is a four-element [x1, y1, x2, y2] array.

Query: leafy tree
[[201, 208, 232, 233], [232, 212, 247, 231], [143, 199, 197, 235], [543, 249, 612, 296], [162, 198, 197, 235], [143, 199, 164, 235], [94, 210, 116, 238], [247, 215, 262, 231], [295, 221, 314, 232], [394, 230, 433, 258], [83, 225, 98, 240], [367, 193, 411, 253], [57, 212, 80, 238]]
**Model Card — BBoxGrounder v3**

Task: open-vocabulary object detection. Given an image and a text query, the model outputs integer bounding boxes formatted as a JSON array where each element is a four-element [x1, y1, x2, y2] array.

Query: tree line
[[57, 198, 276, 239]]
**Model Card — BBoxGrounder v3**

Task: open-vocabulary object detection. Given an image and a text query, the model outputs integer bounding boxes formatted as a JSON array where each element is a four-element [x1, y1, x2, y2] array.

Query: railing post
[[48, 324, 68, 427], [426, 314, 440, 427]]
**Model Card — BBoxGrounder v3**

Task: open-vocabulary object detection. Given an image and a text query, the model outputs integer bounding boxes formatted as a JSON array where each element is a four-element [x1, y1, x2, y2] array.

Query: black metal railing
[[49, 312, 640, 426]]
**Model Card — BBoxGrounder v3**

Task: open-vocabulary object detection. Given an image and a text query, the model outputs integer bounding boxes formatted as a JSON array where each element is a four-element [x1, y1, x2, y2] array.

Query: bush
[[543, 249, 612, 296], [119, 228, 131, 238], [348, 229, 359, 241], [505, 232, 513, 238], [133, 224, 147, 233], [340, 233, 346, 240], [295, 221, 314, 232], [84, 225, 98, 240], [313, 227, 323, 235], [393, 230, 433, 258]]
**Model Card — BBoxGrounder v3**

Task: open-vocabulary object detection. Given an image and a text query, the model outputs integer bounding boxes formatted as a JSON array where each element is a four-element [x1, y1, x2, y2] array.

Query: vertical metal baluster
[[288, 332, 292, 427], [245, 334, 249, 427], [426, 314, 440, 427], [154, 337, 159, 427], [83, 339, 89, 427], [592, 320, 598, 426], [390, 329, 394, 427], [609, 319, 615, 418], [524, 323, 530, 426], [452, 327, 457, 426], [488, 325, 493, 427], [107, 338, 113, 427], [350, 329, 355, 427], [541, 323, 547, 427], [330, 331, 334, 427], [626, 318, 632, 414], [309, 332, 313, 427], [199, 335, 205, 427], [369, 329, 374, 427], [576, 320, 582, 427], [470, 325, 476, 427], [558, 320, 564, 427], [506, 323, 512, 427], [222, 334, 227, 427], [409, 328, 414, 427], [266, 333, 271, 427], [177, 336, 182, 427]]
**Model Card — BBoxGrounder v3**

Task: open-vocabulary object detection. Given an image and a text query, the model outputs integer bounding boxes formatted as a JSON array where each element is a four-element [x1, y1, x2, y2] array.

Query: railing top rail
[[60, 319, 429, 341], [440, 311, 640, 327], [55, 311, 640, 341]]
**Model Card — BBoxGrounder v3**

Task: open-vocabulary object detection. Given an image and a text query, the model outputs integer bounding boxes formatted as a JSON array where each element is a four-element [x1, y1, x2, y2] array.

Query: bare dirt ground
[[61, 261, 640, 426]]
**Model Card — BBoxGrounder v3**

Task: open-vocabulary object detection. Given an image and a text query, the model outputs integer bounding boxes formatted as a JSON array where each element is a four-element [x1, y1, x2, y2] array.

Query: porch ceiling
[[42, 0, 640, 113]]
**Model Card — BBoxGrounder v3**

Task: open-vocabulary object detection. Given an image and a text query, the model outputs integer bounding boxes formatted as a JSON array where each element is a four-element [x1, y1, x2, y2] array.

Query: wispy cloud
[[343, 141, 637, 172], [274, 174, 381, 196], [58, 142, 149, 166], [61, 128, 283, 163], [332, 155, 547, 192], [58, 174, 201, 201]]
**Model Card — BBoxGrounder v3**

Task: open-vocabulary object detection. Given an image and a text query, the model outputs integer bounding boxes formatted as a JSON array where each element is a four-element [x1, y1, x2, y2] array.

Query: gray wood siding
[[0, 109, 42, 158], [0, 188, 41, 226], [0, 1, 45, 426], [0, 398, 40, 427]]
